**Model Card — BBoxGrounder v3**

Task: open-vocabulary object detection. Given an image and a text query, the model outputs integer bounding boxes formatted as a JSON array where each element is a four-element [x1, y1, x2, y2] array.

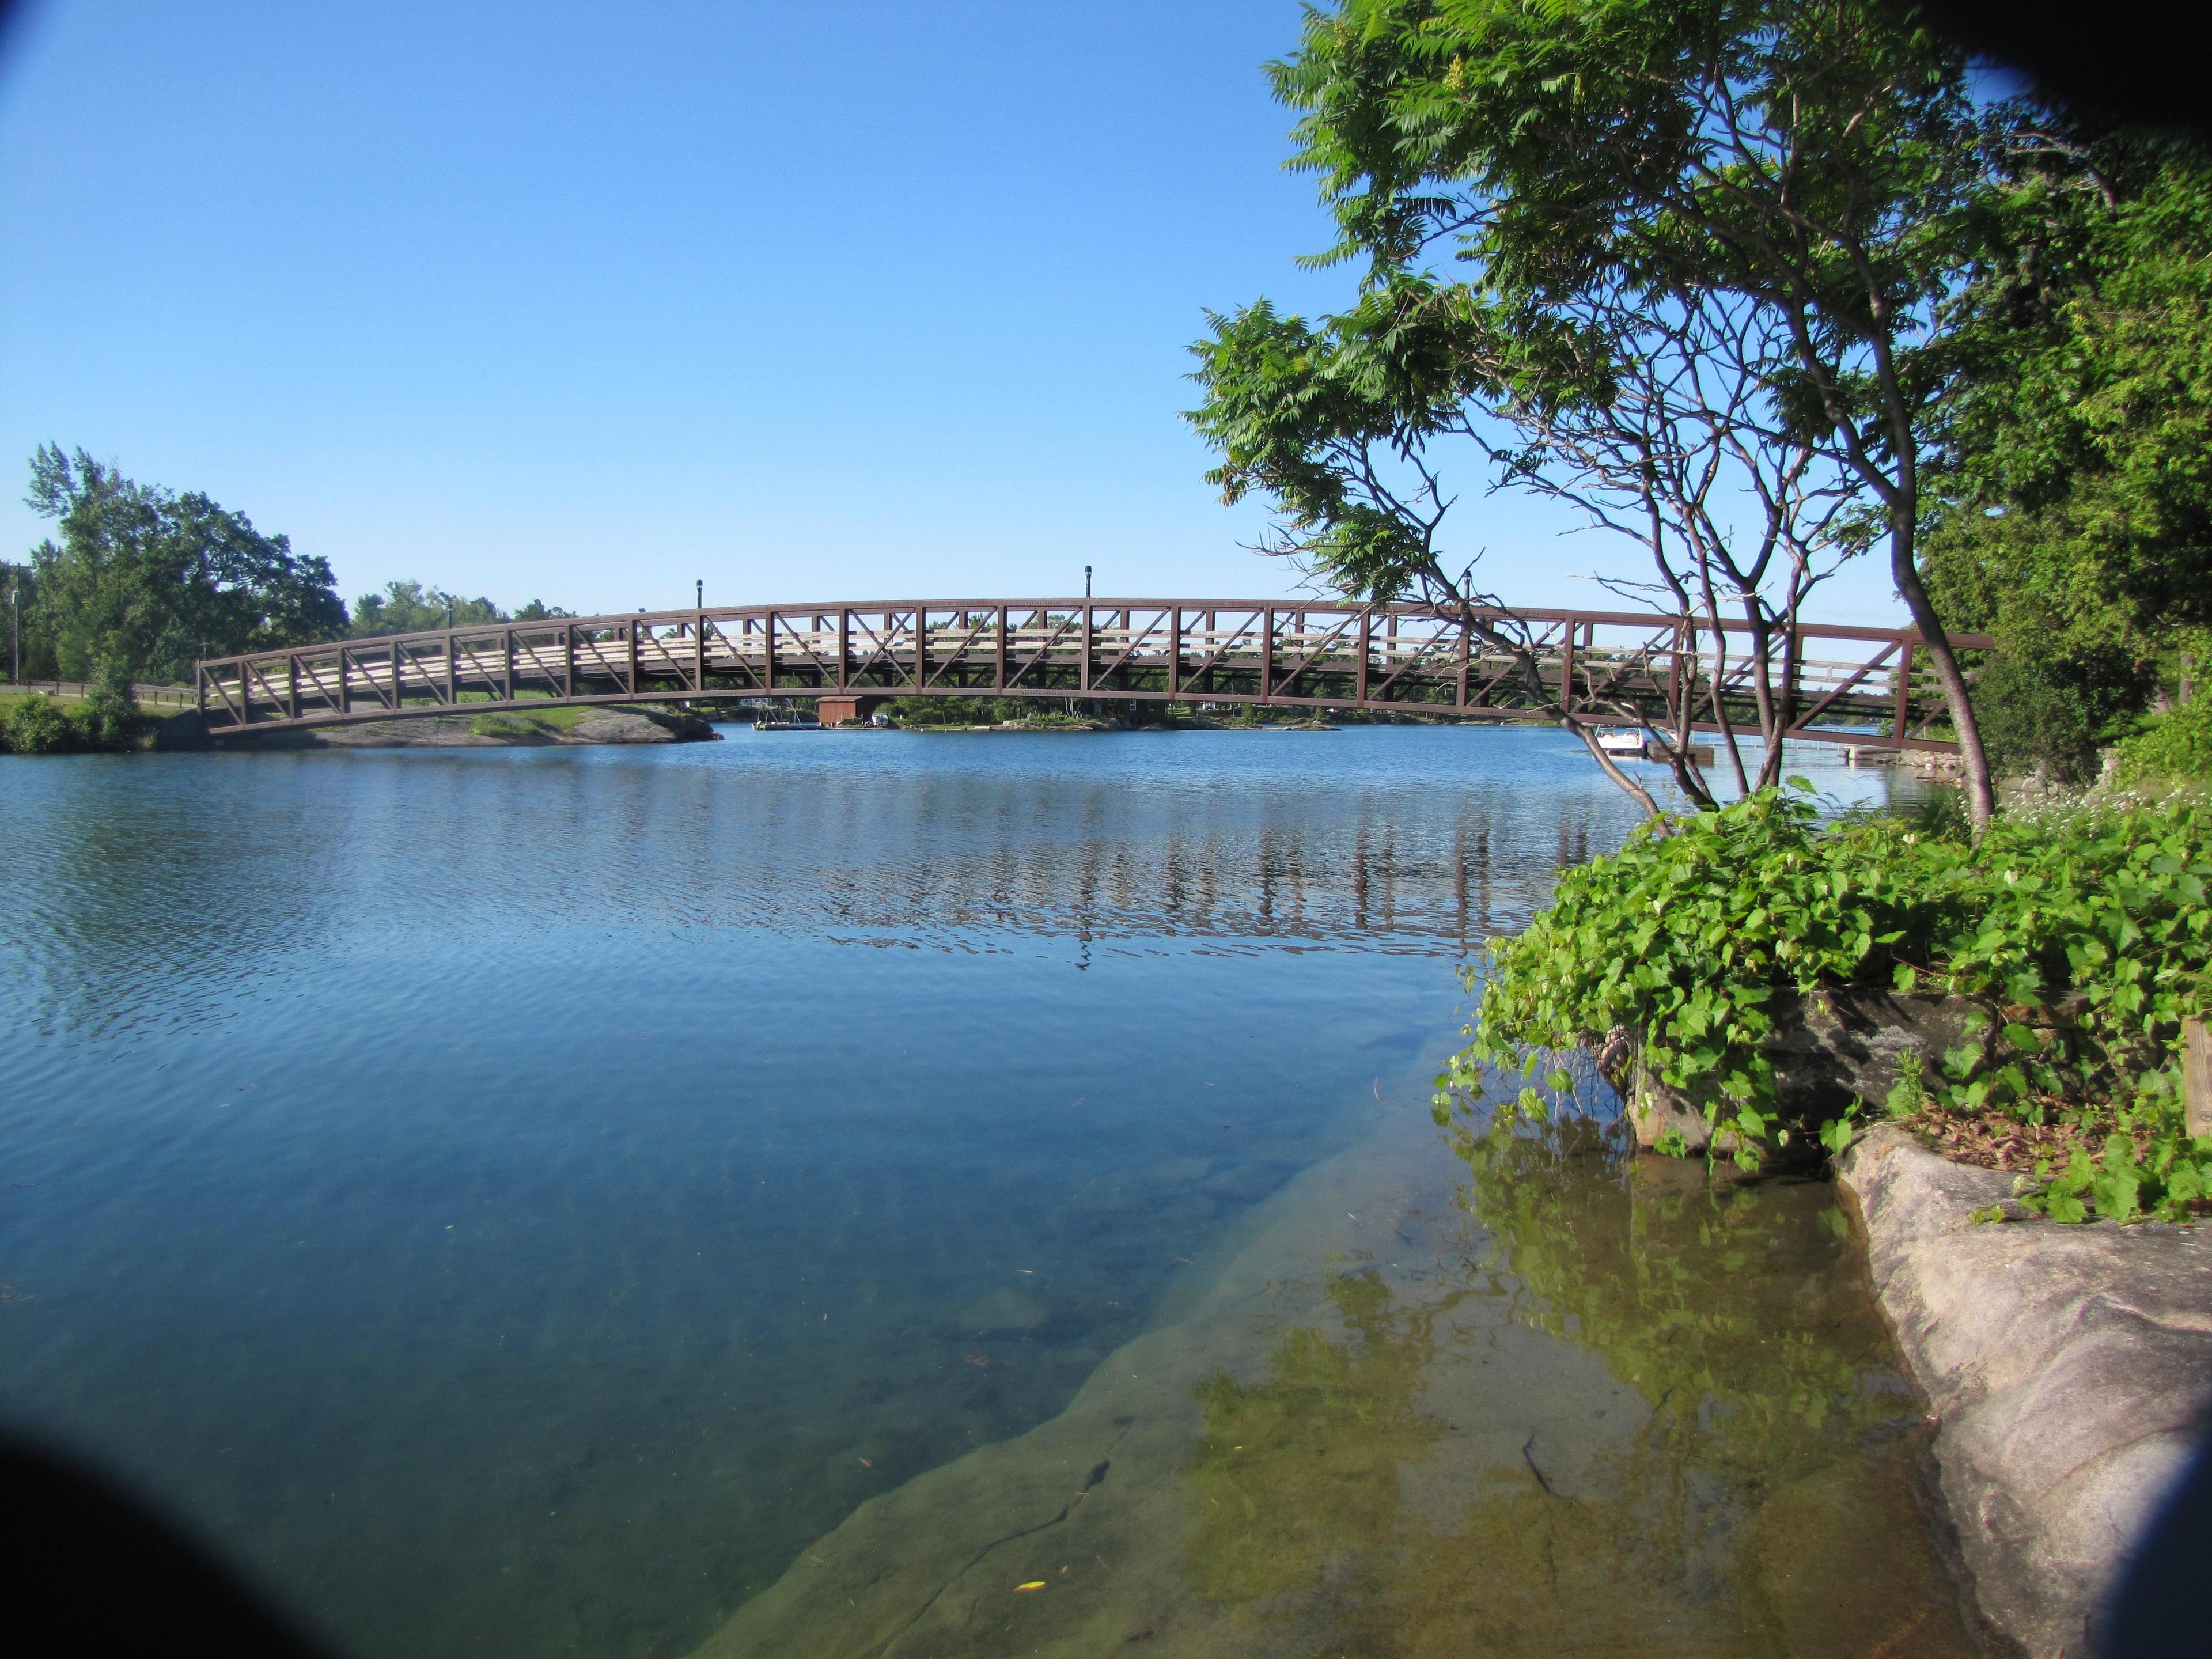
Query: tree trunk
[[1891, 518, 1994, 831]]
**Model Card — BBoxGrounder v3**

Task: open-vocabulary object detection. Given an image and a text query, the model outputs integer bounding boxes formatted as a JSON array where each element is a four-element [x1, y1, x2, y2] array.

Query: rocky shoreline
[[1837, 1126, 2212, 1657], [184, 705, 721, 748]]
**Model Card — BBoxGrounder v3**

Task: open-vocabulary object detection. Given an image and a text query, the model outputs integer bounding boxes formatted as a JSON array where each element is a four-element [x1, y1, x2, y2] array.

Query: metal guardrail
[[192, 599, 1988, 751], [5, 678, 199, 710]]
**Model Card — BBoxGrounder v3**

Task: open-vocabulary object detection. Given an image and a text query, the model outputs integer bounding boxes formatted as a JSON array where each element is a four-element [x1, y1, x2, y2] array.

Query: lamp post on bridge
[[8, 566, 18, 685], [1084, 565, 1091, 600]]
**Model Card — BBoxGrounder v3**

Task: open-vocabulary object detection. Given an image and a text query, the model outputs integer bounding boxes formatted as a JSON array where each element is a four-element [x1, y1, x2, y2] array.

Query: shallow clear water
[[0, 726, 1958, 1657]]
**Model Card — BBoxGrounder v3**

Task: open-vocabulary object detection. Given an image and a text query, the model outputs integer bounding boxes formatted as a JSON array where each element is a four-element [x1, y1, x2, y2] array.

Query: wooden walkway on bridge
[[193, 597, 1984, 751]]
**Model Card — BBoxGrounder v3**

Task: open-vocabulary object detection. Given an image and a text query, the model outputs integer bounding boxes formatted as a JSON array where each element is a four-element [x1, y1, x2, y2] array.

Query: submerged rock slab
[[1838, 1126, 2212, 1657], [691, 1108, 1980, 1659]]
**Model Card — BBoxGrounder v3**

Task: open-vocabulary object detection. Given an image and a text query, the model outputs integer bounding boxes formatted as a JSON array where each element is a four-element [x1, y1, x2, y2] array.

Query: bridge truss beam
[[194, 599, 1986, 751]]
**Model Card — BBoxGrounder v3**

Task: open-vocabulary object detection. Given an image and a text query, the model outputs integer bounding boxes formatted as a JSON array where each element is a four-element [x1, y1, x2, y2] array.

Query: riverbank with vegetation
[[1, 665, 166, 754], [0, 684, 719, 754], [1429, 776, 2210, 1652], [1442, 783, 2211, 1214]]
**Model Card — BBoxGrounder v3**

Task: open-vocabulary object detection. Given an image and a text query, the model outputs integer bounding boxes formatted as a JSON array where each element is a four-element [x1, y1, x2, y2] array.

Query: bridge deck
[[193, 598, 1984, 751]]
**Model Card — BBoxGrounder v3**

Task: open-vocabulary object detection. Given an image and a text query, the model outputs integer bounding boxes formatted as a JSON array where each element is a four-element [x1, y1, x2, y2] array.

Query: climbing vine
[[1435, 788, 2212, 1219]]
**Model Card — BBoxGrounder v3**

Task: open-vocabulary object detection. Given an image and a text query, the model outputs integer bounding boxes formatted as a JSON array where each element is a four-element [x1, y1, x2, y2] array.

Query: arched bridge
[[192, 597, 1984, 751]]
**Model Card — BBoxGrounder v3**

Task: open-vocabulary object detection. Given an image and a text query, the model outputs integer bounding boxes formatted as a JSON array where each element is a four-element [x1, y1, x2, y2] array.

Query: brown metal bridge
[[192, 597, 1983, 751]]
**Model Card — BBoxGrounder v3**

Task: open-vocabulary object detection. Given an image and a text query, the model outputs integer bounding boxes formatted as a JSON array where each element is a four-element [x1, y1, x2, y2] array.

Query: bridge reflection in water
[[508, 738, 1628, 956], [729, 793, 1586, 955], [193, 597, 1985, 751]]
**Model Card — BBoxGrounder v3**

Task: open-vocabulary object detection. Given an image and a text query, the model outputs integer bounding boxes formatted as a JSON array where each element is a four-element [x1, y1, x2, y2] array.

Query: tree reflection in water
[[1183, 1119, 1983, 1657]]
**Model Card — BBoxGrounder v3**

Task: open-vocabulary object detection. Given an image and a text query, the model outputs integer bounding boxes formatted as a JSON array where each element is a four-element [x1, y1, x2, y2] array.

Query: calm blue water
[[0, 726, 1912, 1657]]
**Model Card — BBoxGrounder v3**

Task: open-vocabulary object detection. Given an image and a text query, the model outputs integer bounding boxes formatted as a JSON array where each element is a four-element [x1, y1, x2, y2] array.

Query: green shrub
[[2114, 697, 2212, 786], [1438, 787, 2212, 1218], [1435, 785, 1967, 1156], [81, 657, 141, 748], [3, 693, 87, 754]]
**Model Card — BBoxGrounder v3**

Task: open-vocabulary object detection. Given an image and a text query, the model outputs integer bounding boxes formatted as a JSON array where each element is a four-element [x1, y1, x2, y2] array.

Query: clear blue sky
[[0, 0, 1905, 622]]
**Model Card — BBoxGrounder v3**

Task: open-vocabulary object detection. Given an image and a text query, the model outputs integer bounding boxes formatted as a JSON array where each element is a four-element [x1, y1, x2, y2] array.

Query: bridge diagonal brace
[[1004, 612, 1080, 691], [1456, 619, 1570, 711], [1271, 612, 1359, 692], [683, 627, 707, 693], [1367, 628, 1456, 702], [1576, 631, 1673, 706], [844, 611, 914, 686], [924, 613, 998, 690], [507, 630, 565, 694], [1092, 612, 1167, 685], [1183, 613, 1262, 684], [1465, 650, 1527, 709], [203, 666, 247, 728], [571, 632, 630, 686], [633, 626, 703, 694], [771, 613, 839, 684], [1786, 640, 1900, 736], [293, 654, 343, 713], [363, 645, 402, 711], [395, 641, 449, 706], [699, 619, 764, 690], [243, 657, 290, 719]]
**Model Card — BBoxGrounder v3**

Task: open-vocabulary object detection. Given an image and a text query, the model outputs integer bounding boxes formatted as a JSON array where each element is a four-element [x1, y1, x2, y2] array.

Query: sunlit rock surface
[[1840, 1125, 2212, 1658]]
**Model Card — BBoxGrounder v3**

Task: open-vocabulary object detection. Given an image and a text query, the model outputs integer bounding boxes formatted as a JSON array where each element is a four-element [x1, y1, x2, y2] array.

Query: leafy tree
[[1924, 130, 2212, 737], [350, 580, 506, 637], [1210, 278, 1876, 812], [1968, 651, 2150, 786], [81, 657, 141, 748], [24, 445, 346, 683], [513, 598, 576, 622], [3, 560, 46, 679], [1196, 0, 2010, 825]]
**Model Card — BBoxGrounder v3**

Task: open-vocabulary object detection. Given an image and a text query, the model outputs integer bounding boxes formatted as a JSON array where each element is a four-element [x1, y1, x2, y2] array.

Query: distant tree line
[[348, 580, 573, 638], [9, 445, 574, 690]]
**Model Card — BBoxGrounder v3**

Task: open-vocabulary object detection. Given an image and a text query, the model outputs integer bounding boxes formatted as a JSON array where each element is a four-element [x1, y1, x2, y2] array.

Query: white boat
[[1596, 728, 1646, 757]]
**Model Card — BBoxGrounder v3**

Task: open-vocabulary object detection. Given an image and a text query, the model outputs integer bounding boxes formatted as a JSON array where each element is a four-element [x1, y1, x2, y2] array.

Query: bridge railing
[[194, 599, 1988, 750]]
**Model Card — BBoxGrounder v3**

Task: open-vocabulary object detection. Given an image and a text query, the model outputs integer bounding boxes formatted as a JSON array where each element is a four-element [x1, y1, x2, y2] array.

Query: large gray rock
[[1838, 1127, 2212, 1657], [217, 706, 719, 748], [1611, 988, 1986, 1153]]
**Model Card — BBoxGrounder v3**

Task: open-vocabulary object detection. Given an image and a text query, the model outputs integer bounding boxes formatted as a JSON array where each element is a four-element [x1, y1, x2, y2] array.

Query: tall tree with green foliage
[[1193, 0, 2009, 825], [349, 584, 574, 635], [1924, 129, 2212, 777], [24, 445, 345, 684], [350, 580, 505, 637]]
